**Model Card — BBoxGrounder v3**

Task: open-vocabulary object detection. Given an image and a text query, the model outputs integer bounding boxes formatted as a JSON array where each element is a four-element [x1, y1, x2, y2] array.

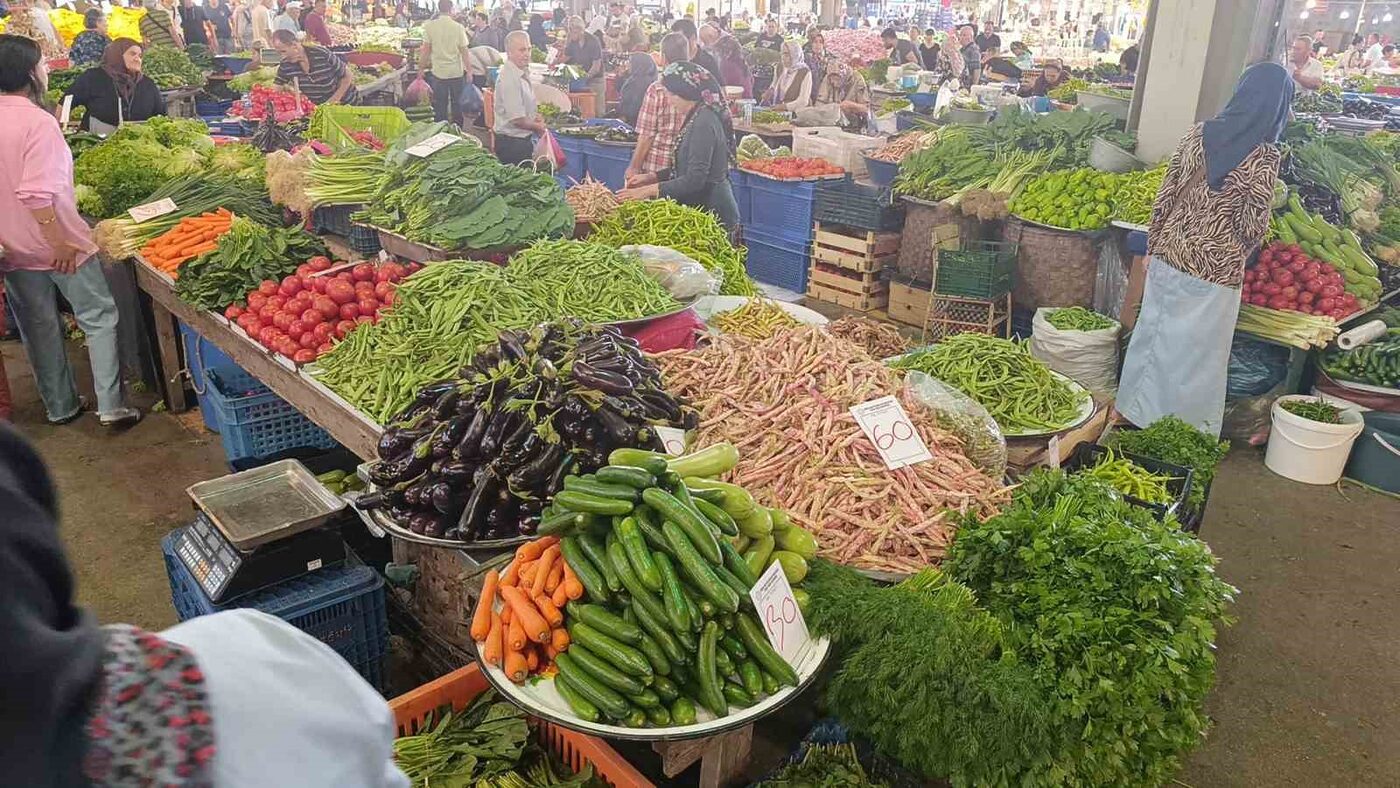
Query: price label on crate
[[405, 132, 461, 158], [849, 395, 932, 470], [654, 426, 688, 456], [128, 197, 178, 223], [749, 560, 811, 665]]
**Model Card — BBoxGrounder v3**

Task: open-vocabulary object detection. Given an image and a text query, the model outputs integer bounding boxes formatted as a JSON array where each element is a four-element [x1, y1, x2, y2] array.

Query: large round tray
[[692, 295, 829, 328], [1001, 371, 1095, 438], [353, 464, 530, 551], [476, 558, 832, 741], [604, 298, 699, 328]]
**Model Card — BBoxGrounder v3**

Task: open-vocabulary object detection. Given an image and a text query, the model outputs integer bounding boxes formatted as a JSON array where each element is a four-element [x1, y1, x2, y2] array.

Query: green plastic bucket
[[1343, 411, 1400, 494]]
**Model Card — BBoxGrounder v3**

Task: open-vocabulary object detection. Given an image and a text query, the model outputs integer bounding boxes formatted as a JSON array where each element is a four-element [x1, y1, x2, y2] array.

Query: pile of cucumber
[[533, 442, 809, 728]]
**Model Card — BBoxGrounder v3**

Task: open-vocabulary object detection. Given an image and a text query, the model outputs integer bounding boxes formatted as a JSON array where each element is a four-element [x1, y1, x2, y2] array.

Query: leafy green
[[1106, 416, 1229, 510], [227, 65, 278, 93], [755, 744, 888, 787], [946, 470, 1237, 787], [112, 116, 215, 151], [141, 45, 205, 89], [174, 218, 326, 309], [392, 689, 531, 785], [73, 117, 217, 218], [205, 143, 267, 184]]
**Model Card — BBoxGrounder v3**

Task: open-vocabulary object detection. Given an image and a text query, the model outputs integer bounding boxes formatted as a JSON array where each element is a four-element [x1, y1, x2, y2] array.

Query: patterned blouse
[[1147, 124, 1280, 288], [70, 31, 110, 67]]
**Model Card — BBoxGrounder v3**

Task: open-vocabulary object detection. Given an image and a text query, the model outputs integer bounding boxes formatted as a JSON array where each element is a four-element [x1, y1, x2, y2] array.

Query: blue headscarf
[[1201, 62, 1294, 191]]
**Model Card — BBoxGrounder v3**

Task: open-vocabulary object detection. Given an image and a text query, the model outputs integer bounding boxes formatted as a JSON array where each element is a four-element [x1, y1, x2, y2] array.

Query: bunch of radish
[[223, 256, 422, 365], [1240, 242, 1360, 321]]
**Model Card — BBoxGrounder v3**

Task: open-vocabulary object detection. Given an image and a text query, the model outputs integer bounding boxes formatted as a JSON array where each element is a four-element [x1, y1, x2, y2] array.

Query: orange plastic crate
[[389, 663, 654, 788]]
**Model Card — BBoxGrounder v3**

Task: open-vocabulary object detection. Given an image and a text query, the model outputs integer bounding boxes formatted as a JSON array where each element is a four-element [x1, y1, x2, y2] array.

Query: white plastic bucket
[[1265, 395, 1365, 484]]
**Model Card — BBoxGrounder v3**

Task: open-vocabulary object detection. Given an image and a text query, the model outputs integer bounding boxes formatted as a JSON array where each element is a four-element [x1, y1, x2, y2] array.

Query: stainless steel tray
[[349, 462, 529, 551], [187, 460, 346, 551]]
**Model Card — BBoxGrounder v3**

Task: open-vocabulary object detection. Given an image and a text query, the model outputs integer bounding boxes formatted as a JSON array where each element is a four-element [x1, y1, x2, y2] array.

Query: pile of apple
[[223, 256, 421, 365], [1241, 242, 1360, 320]]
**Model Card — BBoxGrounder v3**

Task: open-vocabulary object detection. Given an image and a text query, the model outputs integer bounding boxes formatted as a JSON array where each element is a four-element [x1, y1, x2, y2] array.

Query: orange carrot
[[530, 545, 558, 597], [516, 539, 548, 563], [525, 647, 540, 672], [470, 569, 499, 642], [561, 562, 585, 600], [545, 562, 564, 594], [506, 613, 526, 651], [501, 559, 521, 586], [533, 593, 563, 627], [499, 586, 551, 643], [504, 648, 529, 683], [484, 610, 503, 666], [544, 643, 560, 661], [501, 605, 512, 625], [551, 583, 569, 608], [519, 561, 538, 585], [550, 627, 570, 651]]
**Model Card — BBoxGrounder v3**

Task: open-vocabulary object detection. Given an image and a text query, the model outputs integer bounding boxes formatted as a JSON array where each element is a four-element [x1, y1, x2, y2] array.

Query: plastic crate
[[195, 98, 233, 118], [745, 228, 810, 292], [310, 203, 361, 236], [213, 55, 253, 74], [389, 663, 654, 786], [205, 368, 338, 463], [179, 321, 238, 432], [161, 530, 387, 690], [308, 105, 411, 148], [747, 177, 818, 246], [1063, 444, 1193, 523], [583, 139, 633, 190], [730, 168, 752, 225], [815, 178, 905, 231], [555, 132, 587, 184], [863, 154, 900, 188], [934, 240, 1017, 299]]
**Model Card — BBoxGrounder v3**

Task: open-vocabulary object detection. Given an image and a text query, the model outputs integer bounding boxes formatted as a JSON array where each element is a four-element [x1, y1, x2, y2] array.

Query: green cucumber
[[568, 602, 643, 645], [538, 511, 586, 536], [662, 520, 741, 612], [683, 477, 756, 518], [635, 632, 672, 676], [553, 490, 634, 515], [643, 488, 722, 564], [554, 672, 602, 723], [714, 645, 735, 678], [577, 533, 622, 593], [650, 675, 680, 703], [631, 504, 675, 556], [559, 536, 610, 604], [632, 597, 688, 666], [719, 539, 758, 587], [672, 481, 722, 539], [569, 621, 654, 681], [720, 634, 748, 661], [770, 550, 810, 584], [620, 707, 647, 727], [687, 487, 727, 506], [719, 612, 736, 630], [696, 621, 728, 717], [562, 476, 643, 502], [733, 534, 751, 553], [568, 643, 648, 695], [774, 527, 818, 560], [645, 705, 671, 726], [606, 539, 670, 626], [555, 652, 631, 719], [606, 449, 669, 475], [654, 552, 693, 635], [693, 497, 740, 537], [739, 659, 763, 697], [670, 697, 697, 726], [1286, 212, 1323, 243], [666, 443, 740, 478], [626, 688, 662, 709], [723, 680, 753, 707], [759, 669, 780, 695], [670, 659, 690, 685], [714, 563, 755, 603], [596, 465, 658, 489], [735, 506, 773, 538], [742, 535, 775, 578], [736, 613, 799, 686], [616, 517, 663, 592]]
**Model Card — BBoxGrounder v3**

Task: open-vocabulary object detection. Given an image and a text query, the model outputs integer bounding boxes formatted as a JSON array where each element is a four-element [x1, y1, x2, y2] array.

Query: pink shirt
[[0, 95, 97, 272]]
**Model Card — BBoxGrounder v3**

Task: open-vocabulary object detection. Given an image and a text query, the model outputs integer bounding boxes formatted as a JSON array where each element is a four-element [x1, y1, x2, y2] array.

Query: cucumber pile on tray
[[533, 442, 815, 728]]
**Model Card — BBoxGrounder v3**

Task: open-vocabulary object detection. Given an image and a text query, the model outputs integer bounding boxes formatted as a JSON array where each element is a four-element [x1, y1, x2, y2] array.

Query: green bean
[[588, 199, 758, 296], [508, 241, 680, 322], [1045, 306, 1117, 332], [1081, 448, 1177, 505]]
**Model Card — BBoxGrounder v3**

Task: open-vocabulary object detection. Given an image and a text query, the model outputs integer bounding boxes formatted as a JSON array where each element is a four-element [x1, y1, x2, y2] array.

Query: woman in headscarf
[[813, 55, 870, 125], [618, 50, 656, 125], [617, 61, 740, 229], [803, 26, 826, 100], [66, 38, 167, 132], [0, 423, 410, 785], [527, 12, 550, 50], [765, 39, 811, 111], [707, 25, 754, 98], [1018, 57, 1067, 96], [1116, 63, 1294, 437]]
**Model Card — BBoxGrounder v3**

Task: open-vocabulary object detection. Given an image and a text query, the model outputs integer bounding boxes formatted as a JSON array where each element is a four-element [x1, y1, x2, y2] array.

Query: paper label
[[1046, 435, 1061, 469], [306, 558, 323, 571], [848, 395, 933, 469], [406, 132, 461, 157], [128, 197, 178, 223], [378, 250, 390, 263], [654, 426, 688, 456], [749, 560, 811, 665], [59, 94, 73, 127]]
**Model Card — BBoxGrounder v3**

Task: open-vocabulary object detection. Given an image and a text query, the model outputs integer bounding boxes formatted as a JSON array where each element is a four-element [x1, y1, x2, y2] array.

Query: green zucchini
[[577, 533, 622, 593], [644, 487, 722, 565], [670, 697, 697, 725], [774, 526, 818, 560], [554, 490, 634, 515], [568, 602, 643, 645], [654, 552, 693, 635], [568, 643, 648, 695], [562, 475, 643, 502], [596, 465, 658, 489], [736, 613, 799, 686], [696, 621, 728, 717], [682, 476, 756, 518], [553, 672, 602, 722], [606, 448, 670, 476], [616, 516, 663, 592], [693, 498, 739, 536], [555, 652, 631, 719], [569, 622, 654, 681], [742, 535, 775, 578], [769, 508, 793, 533], [666, 443, 739, 478], [559, 536, 610, 604], [735, 506, 773, 539], [662, 520, 741, 612]]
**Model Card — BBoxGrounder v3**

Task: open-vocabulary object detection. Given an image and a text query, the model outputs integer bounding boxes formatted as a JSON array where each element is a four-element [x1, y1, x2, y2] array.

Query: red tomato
[[355, 315, 374, 325], [257, 280, 279, 297], [316, 343, 334, 356], [314, 297, 339, 320], [312, 322, 335, 342], [299, 332, 321, 350], [338, 302, 361, 320], [380, 262, 406, 280], [293, 349, 317, 364], [374, 281, 394, 300], [225, 304, 245, 320], [295, 263, 314, 279], [272, 311, 294, 331], [309, 276, 328, 294], [277, 339, 300, 358], [1271, 268, 1293, 286], [308, 256, 332, 271], [381, 290, 395, 307], [247, 292, 268, 310], [301, 308, 326, 326], [1317, 296, 1336, 311], [1287, 260, 1306, 274], [406, 263, 424, 275], [351, 263, 376, 282], [279, 275, 303, 296], [287, 319, 307, 339], [1299, 291, 1315, 304], [266, 294, 288, 310], [1321, 284, 1342, 298], [325, 280, 357, 305], [258, 325, 280, 344], [335, 319, 356, 339], [357, 297, 379, 315], [1280, 285, 1298, 299], [354, 280, 376, 295]]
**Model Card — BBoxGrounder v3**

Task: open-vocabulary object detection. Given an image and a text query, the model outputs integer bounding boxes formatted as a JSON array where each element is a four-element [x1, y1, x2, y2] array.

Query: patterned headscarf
[[660, 60, 734, 164]]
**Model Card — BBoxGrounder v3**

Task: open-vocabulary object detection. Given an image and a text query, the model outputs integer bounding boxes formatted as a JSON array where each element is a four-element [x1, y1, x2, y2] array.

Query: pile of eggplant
[[360, 320, 697, 542]]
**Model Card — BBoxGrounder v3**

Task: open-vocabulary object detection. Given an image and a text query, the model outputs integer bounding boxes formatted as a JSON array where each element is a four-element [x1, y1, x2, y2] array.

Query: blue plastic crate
[[195, 98, 233, 118], [584, 139, 634, 190], [747, 177, 818, 246], [161, 530, 387, 691], [180, 322, 238, 432], [730, 169, 751, 225], [745, 228, 811, 292], [205, 368, 338, 463], [555, 133, 587, 184]]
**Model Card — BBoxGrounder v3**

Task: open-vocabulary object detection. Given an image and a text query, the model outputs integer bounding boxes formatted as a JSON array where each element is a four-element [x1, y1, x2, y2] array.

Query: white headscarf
[[776, 39, 806, 99]]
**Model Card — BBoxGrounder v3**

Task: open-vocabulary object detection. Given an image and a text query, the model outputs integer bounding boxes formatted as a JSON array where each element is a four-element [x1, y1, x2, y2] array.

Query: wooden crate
[[888, 280, 932, 327], [811, 223, 900, 274], [926, 293, 1012, 340], [806, 260, 889, 311]]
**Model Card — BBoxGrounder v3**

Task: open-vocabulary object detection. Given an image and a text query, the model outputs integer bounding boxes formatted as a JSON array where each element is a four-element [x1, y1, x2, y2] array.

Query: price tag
[[128, 197, 178, 223], [59, 94, 73, 127], [748, 560, 811, 665], [1045, 435, 1061, 469], [405, 132, 461, 158], [848, 395, 933, 470], [654, 426, 688, 456], [378, 250, 390, 263]]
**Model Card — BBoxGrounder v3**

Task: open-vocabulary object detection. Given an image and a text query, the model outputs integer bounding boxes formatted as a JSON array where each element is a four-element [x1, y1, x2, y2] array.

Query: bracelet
[[36, 215, 57, 226]]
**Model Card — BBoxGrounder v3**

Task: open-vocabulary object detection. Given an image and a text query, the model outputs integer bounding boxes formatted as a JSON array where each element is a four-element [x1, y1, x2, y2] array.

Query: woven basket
[[1002, 217, 1104, 309], [896, 197, 983, 284]]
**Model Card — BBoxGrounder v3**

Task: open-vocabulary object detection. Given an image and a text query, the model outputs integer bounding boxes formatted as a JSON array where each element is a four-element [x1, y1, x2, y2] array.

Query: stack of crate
[[805, 223, 898, 311], [925, 240, 1018, 340]]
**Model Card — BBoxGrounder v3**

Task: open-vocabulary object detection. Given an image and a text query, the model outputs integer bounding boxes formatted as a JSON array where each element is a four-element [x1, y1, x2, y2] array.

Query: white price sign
[[748, 560, 811, 665], [654, 426, 688, 456], [405, 132, 461, 157], [127, 197, 178, 223], [59, 94, 74, 127], [849, 395, 932, 469]]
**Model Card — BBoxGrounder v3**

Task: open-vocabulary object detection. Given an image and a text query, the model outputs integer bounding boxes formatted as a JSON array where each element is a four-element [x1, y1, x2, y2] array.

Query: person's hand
[[617, 183, 658, 201], [50, 241, 82, 276], [625, 171, 657, 187], [624, 165, 641, 183]]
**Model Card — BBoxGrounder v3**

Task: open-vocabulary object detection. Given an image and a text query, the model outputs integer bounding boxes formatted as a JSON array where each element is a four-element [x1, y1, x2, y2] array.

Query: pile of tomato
[[223, 256, 421, 365], [1240, 241, 1360, 321], [229, 84, 317, 123], [739, 156, 845, 180]]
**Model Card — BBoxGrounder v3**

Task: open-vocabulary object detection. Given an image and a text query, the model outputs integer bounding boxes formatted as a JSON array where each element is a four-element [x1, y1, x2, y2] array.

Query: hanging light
[[1340, 8, 1350, 18], [1386, 11, 1395, 21], [1300, 9, 1309, 17], [1305, 0, 1316, 8]]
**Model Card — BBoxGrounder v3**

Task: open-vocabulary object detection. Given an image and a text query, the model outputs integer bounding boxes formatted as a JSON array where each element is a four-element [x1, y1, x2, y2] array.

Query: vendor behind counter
[[66, 38, 167, 132], [269, 28, 358, 105]]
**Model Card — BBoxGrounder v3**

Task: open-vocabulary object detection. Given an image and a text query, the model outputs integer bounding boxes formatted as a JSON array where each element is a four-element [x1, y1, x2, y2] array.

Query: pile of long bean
[[826, 316, 911, 359], [888, 333, 1088, 434], [710, 298, 800, 339], [589, 200, 758, 296], [1045, 306, 1117, 331], [509, 241, 680, 322], [1082, 448, 1177, 505]]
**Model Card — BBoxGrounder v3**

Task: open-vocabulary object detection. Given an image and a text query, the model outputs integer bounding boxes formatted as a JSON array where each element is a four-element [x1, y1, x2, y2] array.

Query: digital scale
[[174, 460, 349, 604]]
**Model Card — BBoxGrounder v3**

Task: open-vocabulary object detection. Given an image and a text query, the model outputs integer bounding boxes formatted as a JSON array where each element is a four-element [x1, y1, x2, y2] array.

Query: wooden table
[[134, 261, 382, 459]]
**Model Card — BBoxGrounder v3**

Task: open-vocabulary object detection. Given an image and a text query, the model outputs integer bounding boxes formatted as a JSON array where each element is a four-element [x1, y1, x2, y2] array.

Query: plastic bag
[[459, 80, 483, 116], [1226, 335, 1290, 398], [533, 129, 565, 171], [902, 371, 1007, 478], [1030, 308, 1121, 394], [1093, 235, 1129, 318], [618, 244, 721, 299], [405, 74, 433, 106], [792, 103, 843, 127]]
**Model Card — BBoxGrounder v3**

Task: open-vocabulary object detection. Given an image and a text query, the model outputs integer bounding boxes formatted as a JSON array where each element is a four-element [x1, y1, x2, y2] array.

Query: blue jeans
[[4, 261, 125, 421]]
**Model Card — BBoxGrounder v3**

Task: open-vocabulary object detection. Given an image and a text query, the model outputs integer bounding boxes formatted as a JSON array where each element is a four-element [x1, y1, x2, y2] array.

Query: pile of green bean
[[888, 333, 1088, 434], [588, 200, 758, 296], [509, 241, 681, 322], [1045, 306, 1117, 331], [1082, 448, 1177, 505]]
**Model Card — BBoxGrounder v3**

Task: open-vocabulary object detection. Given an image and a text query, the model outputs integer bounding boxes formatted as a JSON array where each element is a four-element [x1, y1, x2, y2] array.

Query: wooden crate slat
[[808, 264, 888, 296], [811, 223, 900, 273], [806, 282, 889, 311], [888, 281, 931, 327]]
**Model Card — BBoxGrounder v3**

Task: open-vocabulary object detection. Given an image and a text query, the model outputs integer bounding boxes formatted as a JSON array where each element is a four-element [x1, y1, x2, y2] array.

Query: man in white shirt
[[420, 0, 472, 125], [1289, 34, 1324, 92], [493, 30, 544, 165], [1363, 33, 1385, 72]]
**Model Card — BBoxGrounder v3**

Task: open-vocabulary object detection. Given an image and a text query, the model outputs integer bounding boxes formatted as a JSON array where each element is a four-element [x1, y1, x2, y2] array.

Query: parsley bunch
[[1107, 416, 1230, 511]]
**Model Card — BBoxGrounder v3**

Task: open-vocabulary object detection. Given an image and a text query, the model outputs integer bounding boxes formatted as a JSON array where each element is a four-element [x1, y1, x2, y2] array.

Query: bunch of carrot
[[470, 535, 584, 684], [139, 209, 234, 278]]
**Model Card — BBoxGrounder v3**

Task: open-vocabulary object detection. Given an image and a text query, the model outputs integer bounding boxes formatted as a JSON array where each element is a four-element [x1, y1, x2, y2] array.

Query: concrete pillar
[[1132, 0, 1286, 162]]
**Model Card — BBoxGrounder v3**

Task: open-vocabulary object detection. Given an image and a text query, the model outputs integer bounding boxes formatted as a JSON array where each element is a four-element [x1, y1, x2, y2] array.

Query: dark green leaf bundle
[[754, 743, 888, 788], [174, 218, 326, 310], [1106, 416, 1229, 511], [392, 689, 531, 784]]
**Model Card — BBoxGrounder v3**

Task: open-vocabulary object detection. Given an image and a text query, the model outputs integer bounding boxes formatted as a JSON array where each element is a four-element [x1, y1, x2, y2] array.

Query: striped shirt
[[140, 11, 179, 49], [1148, 125, 1280, 288], [275, 45, 358, 105]]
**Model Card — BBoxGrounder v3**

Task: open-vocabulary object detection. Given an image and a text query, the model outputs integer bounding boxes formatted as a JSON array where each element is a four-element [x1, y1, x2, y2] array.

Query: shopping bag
[[405, 73, 433, 106], [459, 80, 483, 116], [533, 129, 566, 171]]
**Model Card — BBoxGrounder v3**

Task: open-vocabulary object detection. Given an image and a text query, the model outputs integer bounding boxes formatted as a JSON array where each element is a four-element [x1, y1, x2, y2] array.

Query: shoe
[[48, 395, 89, 425], [98, 406, 142, 427]]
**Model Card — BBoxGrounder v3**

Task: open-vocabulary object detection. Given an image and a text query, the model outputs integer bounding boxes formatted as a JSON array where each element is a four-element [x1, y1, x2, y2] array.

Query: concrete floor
[[4, 338, 1398, 785]]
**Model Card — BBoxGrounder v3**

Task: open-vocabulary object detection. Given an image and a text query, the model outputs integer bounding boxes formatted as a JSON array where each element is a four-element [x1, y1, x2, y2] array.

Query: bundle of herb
[[755, 744, 888, 788], [1106, 416, 1229, 511], [946, 470, 1237, 787], [393, 690, 530, 784]]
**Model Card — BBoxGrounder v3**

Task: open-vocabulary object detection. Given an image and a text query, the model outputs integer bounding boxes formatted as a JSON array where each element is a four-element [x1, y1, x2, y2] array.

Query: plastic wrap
[[1226, 335, 1290, 398], [1093, 236, 1129, 318], [618, 244, 721, 299], [1030, 308, 1121, 394], [903, 371, 1007, 478]]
